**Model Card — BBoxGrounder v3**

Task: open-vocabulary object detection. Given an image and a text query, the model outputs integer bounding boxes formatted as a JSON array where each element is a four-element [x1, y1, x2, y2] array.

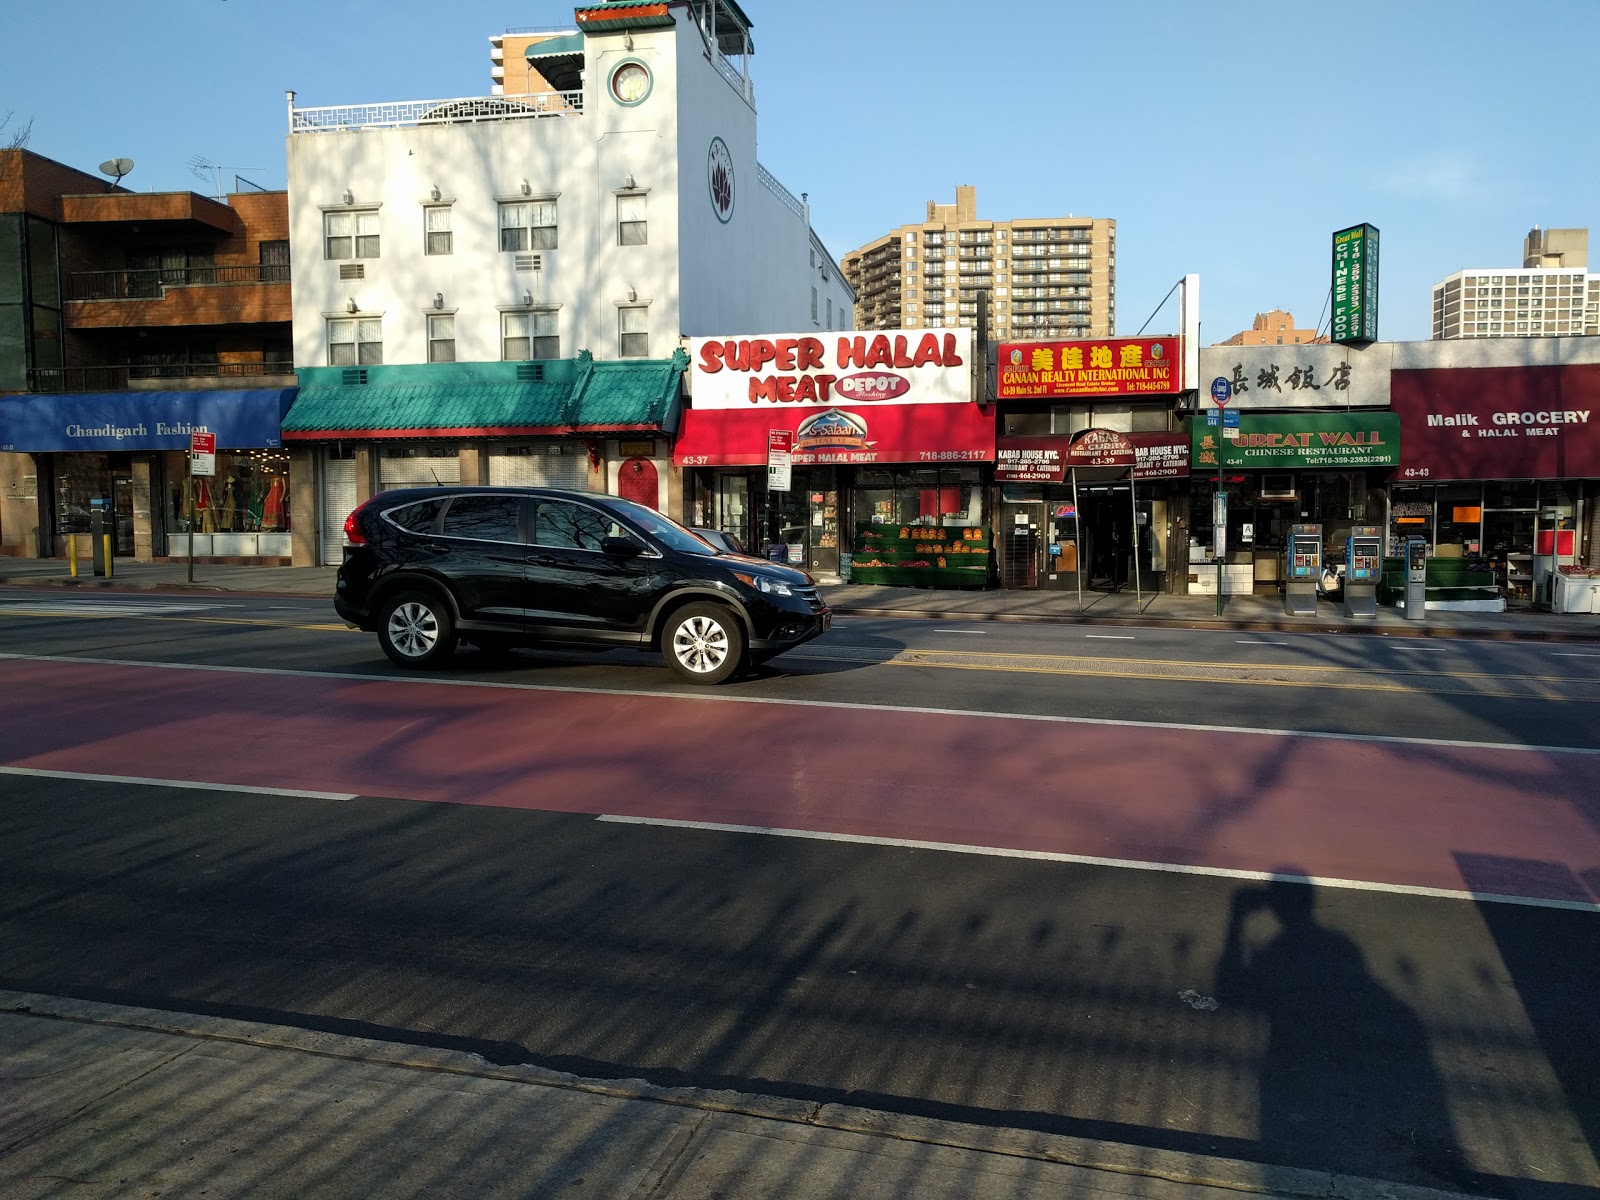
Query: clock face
[[611, 62, 650, 105]]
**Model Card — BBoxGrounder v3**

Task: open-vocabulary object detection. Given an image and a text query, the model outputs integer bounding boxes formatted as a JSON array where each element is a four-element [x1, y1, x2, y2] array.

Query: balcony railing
[[66, 264, 289, 301], [26, 362, 295, 393], [290, 91, 582, 133]]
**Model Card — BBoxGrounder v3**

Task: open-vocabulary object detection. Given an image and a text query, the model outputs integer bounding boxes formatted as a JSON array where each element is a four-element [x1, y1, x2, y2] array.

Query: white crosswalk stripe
[[0, 598, 226, 617]]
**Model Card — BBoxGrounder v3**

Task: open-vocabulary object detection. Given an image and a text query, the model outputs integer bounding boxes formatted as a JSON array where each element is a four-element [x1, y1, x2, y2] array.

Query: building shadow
[[1214, 874, 1480, 1194]]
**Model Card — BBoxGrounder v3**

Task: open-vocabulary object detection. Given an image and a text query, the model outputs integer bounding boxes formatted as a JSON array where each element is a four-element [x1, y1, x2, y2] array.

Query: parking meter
[[89, 496, 112, 577], [1283, 523, 1322, 616], [1343, 525, 1383, 619], [1404, 537, 1427, 621]]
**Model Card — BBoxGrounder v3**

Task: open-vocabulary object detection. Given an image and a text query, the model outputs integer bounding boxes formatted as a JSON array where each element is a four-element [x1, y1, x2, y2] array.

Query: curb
[[0, 989, 1477, 1200], [827, 604, 1600, 644]]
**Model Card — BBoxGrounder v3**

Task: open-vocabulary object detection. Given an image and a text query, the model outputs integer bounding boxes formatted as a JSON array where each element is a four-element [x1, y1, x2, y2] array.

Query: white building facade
[[1431, 267, 1597, 340], [285, 0, 854, 370]]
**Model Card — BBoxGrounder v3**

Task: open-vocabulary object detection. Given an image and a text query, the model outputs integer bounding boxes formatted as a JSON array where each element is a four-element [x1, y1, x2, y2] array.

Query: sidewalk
[[0, 989, 1465, 1200], [1, 557, 1595, 642]]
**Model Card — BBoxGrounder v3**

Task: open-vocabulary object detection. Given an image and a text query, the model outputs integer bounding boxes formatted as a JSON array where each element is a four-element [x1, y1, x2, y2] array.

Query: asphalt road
[[1, 588, 1597, 1195]]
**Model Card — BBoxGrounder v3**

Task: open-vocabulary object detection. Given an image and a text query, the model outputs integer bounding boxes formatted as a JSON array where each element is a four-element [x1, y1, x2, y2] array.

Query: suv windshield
[[606, 497, 720, 556]]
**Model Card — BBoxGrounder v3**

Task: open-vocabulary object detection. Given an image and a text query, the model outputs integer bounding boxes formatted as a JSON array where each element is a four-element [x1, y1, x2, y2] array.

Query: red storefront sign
[[1392, 364, 1600, 480], [996, 337, 1181, 400], [674, 401, 994, 467], [994, 431, 1189, 482], [1066, 427, 1136, 467]]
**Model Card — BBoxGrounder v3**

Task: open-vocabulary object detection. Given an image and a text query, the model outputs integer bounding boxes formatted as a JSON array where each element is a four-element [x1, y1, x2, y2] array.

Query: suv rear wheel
[[378, 590, 458, 668], [663, 602, 744, 685]]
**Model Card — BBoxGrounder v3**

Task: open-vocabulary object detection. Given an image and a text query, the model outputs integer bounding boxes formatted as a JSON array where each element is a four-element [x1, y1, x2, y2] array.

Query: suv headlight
[[733, 572, 794, 597]]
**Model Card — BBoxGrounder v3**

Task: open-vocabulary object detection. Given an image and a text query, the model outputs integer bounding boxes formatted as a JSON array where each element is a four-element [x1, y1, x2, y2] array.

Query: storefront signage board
[[1391, 364, 1600, 481], [1192, 412, 1400, 470], [0, 388, 295, 453], [1331, 223, 1380, 344], [1065, 427, 1136, 468], [676, 401, 993, 468], [1198, 344, 1390, 411], [995, 337, 1181, 400], [688, 329, 973, 411], [995, 432, 1189, 483]]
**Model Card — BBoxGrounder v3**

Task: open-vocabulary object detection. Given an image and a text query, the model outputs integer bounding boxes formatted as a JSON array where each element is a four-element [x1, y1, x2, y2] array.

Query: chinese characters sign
[[1192, 412, 1400, 470], [1331, 223, 1379, 344], [996, 338, 1180, 399]]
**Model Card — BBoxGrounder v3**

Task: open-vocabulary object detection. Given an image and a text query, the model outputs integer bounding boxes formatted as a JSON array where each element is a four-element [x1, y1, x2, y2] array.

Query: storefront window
[[165, 450, 291, 536], [1435, 483, 1483, 557], [851, 467, 988, 587], [1389, 485, 1434, 554], [55, 454, 113, 535]]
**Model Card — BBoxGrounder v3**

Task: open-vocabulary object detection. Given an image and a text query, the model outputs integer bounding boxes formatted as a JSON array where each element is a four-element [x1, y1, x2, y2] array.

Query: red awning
[[674, 402, 994, 467]]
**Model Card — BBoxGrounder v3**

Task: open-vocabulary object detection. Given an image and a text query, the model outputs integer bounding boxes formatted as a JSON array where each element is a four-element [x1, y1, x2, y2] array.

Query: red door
[[617, 457, 659, 509]]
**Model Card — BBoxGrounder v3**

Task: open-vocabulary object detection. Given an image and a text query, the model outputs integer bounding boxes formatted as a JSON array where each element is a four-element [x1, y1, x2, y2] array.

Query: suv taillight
[[344, 504, 371, 545]]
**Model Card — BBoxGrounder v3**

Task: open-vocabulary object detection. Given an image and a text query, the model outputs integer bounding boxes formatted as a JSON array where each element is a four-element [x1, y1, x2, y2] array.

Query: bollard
[[103, 533, 113, 578], [68, 533, 79, 577]]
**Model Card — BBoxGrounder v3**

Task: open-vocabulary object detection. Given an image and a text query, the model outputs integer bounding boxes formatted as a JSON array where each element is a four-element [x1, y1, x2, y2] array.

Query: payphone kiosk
[[1343, 525, 1383, 619], [1283, 524, 1322, 616], [1404, 536, 1428, 621]]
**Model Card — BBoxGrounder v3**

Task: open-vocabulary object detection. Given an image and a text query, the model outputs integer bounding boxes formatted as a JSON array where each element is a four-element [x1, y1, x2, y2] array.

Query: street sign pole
[[188, 431, 217, 584], [1209, 377, 1233, 616]]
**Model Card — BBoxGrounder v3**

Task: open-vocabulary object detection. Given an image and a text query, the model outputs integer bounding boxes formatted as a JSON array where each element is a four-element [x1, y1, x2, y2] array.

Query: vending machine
[[1283, 524, 1322, 616], [1343, 525, 1384, 619]]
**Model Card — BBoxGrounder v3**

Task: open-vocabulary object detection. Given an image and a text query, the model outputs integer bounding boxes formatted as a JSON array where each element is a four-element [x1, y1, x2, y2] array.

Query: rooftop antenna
[[98, 157, 135, 192], [187, 155, 262, 201]]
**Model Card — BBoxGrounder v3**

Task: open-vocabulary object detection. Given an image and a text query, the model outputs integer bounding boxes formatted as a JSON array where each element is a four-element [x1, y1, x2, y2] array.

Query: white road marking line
[[1085, 634, 1135, 640], [933, 629, 989, 634], [596, 814, 1600, 915], [1390, 646, 1448, 652], [4, 650, 1598, 758], [1236, 640, 1292, 646], [0, 765, 356, 801], [1554, 653, 1600, 659], [0, 599, 222, 616]]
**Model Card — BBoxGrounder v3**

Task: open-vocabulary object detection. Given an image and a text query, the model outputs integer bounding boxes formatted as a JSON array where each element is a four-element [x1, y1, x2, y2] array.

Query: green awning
[[524, 32, 585, 61], [283, 353, 684, 440]]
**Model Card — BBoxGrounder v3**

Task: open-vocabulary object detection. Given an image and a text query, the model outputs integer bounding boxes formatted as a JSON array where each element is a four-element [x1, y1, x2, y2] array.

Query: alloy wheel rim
[[389, 602, 439, 657], [673, 614, 729, 673]]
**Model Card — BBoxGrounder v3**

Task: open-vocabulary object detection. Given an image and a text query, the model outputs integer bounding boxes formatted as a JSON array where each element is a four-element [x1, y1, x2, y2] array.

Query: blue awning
[[0, 388, 297, 453]]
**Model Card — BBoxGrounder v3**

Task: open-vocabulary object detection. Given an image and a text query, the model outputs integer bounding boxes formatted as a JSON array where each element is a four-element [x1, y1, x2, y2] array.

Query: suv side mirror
[[600, 535, 642, 558]]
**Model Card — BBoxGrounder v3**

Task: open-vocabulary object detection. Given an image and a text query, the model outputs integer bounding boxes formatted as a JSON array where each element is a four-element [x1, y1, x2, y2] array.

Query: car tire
[[377, 590, 458, 669], [663, 602, 744, 685]]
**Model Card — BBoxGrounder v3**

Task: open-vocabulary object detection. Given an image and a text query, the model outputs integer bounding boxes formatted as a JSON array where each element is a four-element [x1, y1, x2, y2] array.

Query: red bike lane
[[3, 657, 1597, 906]]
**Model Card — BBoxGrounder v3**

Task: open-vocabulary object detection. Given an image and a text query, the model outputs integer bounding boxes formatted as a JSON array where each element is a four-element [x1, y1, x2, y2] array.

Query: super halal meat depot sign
[[690, 329, 974, 409]]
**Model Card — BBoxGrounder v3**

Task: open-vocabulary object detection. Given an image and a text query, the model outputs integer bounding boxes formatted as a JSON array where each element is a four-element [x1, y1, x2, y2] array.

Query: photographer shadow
[[1215, 875, 1476, 1192]]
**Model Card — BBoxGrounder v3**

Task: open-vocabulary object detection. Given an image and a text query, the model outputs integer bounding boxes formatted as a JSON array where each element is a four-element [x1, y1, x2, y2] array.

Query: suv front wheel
[[378, 590, 458, 669], [663, 602, 744, 685]]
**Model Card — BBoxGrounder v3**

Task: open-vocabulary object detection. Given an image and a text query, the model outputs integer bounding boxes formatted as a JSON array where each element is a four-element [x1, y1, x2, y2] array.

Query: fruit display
[[850, 524, 990, 587]]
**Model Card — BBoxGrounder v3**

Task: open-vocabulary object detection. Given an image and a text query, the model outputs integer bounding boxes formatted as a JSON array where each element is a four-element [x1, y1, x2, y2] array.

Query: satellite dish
[[98, 158, 135, 188]]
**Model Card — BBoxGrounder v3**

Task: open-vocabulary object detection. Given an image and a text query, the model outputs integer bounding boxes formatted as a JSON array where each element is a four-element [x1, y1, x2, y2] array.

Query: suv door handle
[[527, 554, 557, 566]]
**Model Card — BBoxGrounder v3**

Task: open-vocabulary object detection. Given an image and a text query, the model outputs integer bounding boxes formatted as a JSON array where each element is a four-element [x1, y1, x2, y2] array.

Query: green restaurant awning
[[283, 353, 685, 441]]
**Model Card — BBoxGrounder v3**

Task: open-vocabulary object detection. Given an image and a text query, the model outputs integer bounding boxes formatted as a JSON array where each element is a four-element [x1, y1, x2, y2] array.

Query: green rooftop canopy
[[283, 351, 686, 440]]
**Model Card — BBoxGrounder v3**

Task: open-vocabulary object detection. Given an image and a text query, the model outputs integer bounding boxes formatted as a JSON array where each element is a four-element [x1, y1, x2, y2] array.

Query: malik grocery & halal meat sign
[[996, 337, 1180, 400]]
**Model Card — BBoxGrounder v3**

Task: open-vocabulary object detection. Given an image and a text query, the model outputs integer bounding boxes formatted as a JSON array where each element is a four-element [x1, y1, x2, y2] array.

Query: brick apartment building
[[0, 150, 297, 563]]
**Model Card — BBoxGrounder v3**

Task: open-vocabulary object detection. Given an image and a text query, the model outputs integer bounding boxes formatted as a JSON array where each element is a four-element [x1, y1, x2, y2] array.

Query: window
[[424, 206, 452, 255], [619, 305, 648, 357], [535, 500, 620, 551], [259, 240, 290, 282], [617, 194, 647, 245], [826, 297, 832, 327], [324, 210, 379, 260], [386, 499, 446, 534], [327, 317, 381, 365], [500, 200, 557, 251], [442, 495, 523, 543], [811, 287, 819, 320], [427, 313, 455, 363], [502, 309, 559, 360]]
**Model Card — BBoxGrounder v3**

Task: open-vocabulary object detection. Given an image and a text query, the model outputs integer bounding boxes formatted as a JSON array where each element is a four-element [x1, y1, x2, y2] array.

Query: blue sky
[[4, 0, 1595, 343]]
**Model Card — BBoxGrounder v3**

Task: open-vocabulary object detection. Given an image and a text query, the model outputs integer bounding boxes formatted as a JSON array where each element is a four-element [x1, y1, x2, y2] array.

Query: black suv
[[335, 486, 830, 684]]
